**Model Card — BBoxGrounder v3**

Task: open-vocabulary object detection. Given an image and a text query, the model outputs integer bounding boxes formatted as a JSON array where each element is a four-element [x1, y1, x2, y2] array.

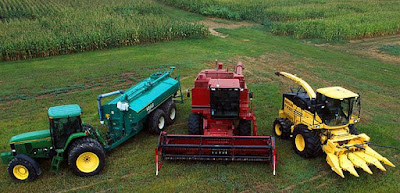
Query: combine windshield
[[317, 94, 355, 126], [210, 88, 240, 119]]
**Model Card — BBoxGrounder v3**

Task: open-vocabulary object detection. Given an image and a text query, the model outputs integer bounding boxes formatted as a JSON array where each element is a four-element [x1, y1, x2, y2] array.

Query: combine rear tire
[[8, 157, 38, 182], [188, 113, 202, 135], [238, 119, 251, 136], [68, 138, 106, 177], [292, 125, 322, 158], [148, 109, 167, 135], [162, 100, 177, 125], [273, 118, 291, 139]]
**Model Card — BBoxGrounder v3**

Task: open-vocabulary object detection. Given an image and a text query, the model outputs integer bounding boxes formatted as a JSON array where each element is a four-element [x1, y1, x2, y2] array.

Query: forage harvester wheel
[[292, 125, 322, 158], [273, 118, 291, 139], [8, 157, 38, 182], [68, 137, 106, 177]]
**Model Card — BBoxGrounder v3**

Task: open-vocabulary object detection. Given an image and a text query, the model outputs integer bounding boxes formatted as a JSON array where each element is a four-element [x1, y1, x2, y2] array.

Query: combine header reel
[[156, 61, 277, 175]]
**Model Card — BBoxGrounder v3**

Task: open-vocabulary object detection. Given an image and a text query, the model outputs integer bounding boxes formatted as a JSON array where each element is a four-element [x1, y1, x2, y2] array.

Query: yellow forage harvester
[[273, 72, 395, 178]]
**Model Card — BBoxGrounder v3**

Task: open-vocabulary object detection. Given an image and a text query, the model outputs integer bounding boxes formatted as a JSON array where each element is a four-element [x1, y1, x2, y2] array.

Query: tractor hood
[[10, 130, 50, 143]]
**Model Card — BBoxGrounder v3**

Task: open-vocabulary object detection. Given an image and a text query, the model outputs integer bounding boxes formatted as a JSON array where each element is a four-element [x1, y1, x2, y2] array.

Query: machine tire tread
[[68, 137, 106, 177], [292, 125, 322, 158], [239, 119, 251, 136], [161, 99, 177, 125], [148, 109, 167, 135], [273, 118, 291, 139], [8, 157, 38, 182], [188, 113, 202, 135]]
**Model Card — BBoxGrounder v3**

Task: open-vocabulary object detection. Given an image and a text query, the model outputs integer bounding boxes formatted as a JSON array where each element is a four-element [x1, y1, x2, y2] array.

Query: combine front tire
[[8, 157, 38, 182], [188, 113, 202, 135], [148, 109, 167, 135], [239, 119, 251, 136], [292, 125, 322, 158], [162, 100, 177, 125], [273, 118, 291, 139], [68, 138, 106, 177]]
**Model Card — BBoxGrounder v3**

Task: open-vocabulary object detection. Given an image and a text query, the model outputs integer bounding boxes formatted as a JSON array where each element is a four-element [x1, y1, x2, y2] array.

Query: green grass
[[379, 44, 400, 56], [158, 0, 400, 41], [0, 25, 398, 192], [0, 0, 208, 61]]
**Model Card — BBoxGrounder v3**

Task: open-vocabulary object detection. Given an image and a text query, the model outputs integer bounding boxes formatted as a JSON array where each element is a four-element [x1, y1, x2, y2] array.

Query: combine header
[[273, 72, 395, 178], [156, 62, 276, 175]]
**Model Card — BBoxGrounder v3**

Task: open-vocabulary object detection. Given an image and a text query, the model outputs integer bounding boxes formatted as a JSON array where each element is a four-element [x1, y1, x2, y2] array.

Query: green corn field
[[0, 0, 208, 61], [158, 0, 400, 41]]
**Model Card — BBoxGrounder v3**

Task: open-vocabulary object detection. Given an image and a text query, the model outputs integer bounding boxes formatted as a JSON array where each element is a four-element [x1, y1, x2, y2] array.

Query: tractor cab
[[315, 87, 360, 126], [48, 104, 83, 149]]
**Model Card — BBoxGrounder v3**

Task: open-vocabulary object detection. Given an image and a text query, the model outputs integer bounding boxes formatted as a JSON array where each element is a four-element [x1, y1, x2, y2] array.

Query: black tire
[[148, 109, 167, 135], [273, 118, 291, 139], [349, 124, 358, 135], [238, 119, 251, 136], [161, 100, 177, 125], [188, 113, 202, 135], [68, 137, 106, 177], [292, 125, 322, 158], [8, 157, 38, 182]]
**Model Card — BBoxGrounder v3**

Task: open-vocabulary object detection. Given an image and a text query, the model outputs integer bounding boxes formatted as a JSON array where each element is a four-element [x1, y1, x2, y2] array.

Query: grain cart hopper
[[1, 67, 183, 182], [273, 72, 395, 178], [156, 62, 277, 175]]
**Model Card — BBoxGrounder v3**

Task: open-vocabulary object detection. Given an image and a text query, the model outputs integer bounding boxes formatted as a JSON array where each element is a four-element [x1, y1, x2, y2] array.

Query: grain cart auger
[[1, 67, 183, 182], [155, 62, 277, 176], [273, 72, 395, 178]]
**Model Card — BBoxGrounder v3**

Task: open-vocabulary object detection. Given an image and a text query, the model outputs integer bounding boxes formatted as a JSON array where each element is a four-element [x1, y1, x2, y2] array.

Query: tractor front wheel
[[8, 157, 38, 182], [273, 118, 291, 139], [238, 119, 251, 136], [292, 125, 322, 158], [68, 138, 106, 177], [188, 113, 202, 135]]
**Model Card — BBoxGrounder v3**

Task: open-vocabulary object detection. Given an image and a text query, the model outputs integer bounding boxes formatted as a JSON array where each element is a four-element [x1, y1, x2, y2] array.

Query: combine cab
[[156, 62, 276, 175]]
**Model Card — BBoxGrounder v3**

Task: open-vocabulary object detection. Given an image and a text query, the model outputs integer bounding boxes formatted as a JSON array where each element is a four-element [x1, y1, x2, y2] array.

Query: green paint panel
[[48, 104, 81, 119], [10, 129, 50, 143]]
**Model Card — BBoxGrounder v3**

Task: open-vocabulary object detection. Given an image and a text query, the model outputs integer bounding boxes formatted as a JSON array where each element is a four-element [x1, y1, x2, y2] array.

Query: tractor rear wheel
[[238, 119, 251, 136], [188, 113, 202, 135], [68, 137, 106, 177], [8, 157, 38, 182], [162, 100, 177, 125], [273, 118, 291, 139], [148, 109, 167, 135], [292, 125, 322, 158]]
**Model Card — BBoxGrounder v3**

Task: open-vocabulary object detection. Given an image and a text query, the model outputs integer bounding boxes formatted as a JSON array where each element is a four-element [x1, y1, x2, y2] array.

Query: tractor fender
[[63, 132, 89, 152], [15, 154, 42, 175]]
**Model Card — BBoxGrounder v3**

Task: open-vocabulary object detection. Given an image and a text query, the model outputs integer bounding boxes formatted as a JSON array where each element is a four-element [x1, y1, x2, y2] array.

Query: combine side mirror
[[186, 88, 191, 98], [249, 91, 254, 100]]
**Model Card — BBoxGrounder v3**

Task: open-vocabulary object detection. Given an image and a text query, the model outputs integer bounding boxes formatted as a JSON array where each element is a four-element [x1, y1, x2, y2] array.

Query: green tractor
[[2, 104, 106, 182], [1, 68, 183, 182]]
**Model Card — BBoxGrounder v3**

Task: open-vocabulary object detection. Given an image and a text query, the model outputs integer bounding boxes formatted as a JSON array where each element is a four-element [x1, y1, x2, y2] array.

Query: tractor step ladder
[[50, 149, 64, 173]]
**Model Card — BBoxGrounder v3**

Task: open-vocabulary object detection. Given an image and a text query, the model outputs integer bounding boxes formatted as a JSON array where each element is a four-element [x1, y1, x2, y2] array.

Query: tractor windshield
[[317, 94, 355, 126], [210, 88, 240, 119]]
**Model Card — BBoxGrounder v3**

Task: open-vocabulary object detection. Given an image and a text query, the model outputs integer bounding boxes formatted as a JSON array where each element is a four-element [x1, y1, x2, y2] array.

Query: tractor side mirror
[[249, 91, 254, 100], [186, 88, 191, 98]]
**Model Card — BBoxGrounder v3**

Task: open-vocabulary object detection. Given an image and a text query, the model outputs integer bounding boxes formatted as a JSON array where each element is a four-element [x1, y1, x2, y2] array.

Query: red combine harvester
[[155, 61, 277, 175]]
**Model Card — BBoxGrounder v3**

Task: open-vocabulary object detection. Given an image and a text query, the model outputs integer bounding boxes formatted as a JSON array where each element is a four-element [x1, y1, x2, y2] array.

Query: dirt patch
[[200, 18, 258, 38], [317, 35, 400, 65]]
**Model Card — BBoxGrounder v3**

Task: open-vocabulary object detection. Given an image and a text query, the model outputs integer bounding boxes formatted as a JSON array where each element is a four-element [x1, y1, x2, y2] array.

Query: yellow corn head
[[273, 72, 395, 178]]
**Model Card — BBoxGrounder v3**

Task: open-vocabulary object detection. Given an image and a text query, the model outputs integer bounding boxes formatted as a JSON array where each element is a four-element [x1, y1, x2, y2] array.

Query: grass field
[[158, 0, 400, 41], [0, 3, 399, 193], [0, 0, 208, 61]]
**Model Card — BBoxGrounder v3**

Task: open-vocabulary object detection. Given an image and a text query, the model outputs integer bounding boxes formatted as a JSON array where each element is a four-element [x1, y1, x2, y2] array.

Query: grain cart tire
[[349, 124, 358, 135], [148, 109, 167, 135], [162, 100, 177, 125], [188, 113, 202, 135], [292, 125, 322, 158], [273, 118, 291, 139], [8, 157, 38, 182], [239, 119, 251, 136], [68, 137, 106, 177]]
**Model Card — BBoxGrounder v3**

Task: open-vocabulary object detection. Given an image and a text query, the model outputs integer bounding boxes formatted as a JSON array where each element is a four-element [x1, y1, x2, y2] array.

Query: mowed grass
[[0, 26, 399, 192], [0, 0, 208, 61], [158, 0, 400, 41]]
